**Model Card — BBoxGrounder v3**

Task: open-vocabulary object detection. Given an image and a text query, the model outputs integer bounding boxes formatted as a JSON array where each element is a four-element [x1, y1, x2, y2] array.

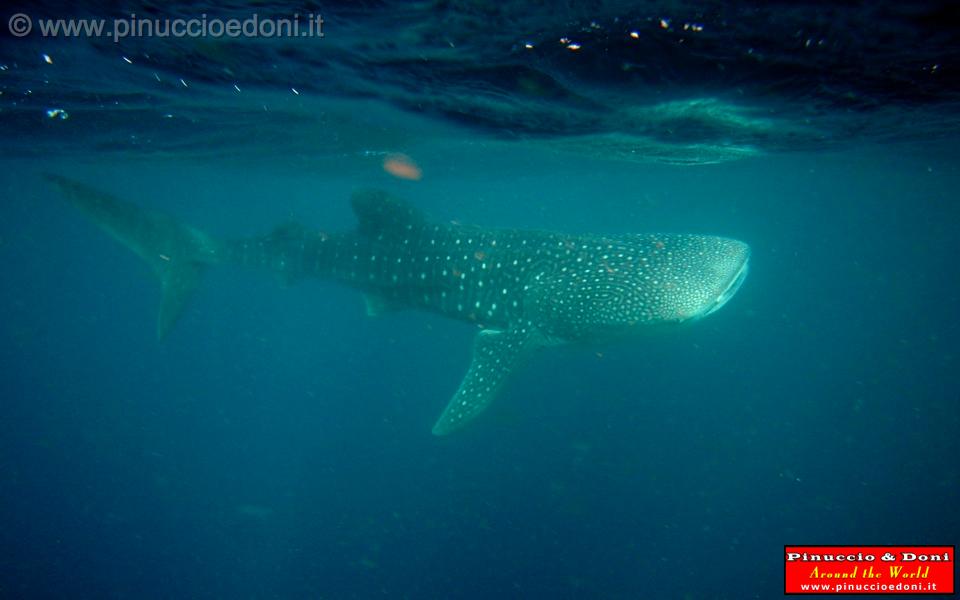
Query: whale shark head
[[630, 234, 750, 325], [529, 234, 750, 342]]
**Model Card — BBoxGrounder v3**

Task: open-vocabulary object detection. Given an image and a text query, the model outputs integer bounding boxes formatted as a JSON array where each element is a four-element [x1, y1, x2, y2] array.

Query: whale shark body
[[46, 175, 750, 435]]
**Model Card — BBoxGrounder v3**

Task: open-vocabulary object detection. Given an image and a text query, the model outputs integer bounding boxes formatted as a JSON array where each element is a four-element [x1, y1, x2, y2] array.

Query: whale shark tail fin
[[44, 174, 220, 339]]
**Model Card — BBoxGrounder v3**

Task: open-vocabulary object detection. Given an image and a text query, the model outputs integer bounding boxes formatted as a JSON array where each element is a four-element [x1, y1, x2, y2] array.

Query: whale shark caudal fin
[[44, 174, 220, 339], [45, 177, 551, 436], [431, 323, 547, 436]]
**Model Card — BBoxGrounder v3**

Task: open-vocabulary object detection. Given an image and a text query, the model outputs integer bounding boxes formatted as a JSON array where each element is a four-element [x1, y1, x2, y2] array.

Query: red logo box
[[785, 546, 954, 594]]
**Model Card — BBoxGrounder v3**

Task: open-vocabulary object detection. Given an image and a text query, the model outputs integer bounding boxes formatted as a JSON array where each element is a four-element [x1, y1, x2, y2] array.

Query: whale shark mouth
[[704, 256, 750, 318]]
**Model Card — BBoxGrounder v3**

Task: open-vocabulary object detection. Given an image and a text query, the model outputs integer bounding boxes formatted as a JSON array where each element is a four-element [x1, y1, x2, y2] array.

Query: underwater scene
[[1, 2, 958, 598]]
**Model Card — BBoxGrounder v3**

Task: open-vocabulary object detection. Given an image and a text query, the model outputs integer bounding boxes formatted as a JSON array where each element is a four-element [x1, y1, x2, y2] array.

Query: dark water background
[[1, 2, 958, 598]]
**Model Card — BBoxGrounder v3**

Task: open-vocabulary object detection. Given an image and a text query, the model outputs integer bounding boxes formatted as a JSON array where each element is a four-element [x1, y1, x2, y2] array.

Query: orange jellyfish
[[383, 153, 422, 181]]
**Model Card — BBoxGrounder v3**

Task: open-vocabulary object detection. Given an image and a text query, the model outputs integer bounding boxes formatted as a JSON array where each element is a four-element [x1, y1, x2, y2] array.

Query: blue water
[[2, 3, 959, 598]]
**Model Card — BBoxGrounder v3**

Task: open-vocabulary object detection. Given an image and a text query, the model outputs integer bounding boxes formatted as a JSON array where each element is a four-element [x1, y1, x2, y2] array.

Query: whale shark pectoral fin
[[158, 260, 205, 339], [431, 323, 544, 436], [363, 293, 403, 317]]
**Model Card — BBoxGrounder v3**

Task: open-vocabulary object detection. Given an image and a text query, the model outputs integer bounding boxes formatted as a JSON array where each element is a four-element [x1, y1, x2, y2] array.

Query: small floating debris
[[42, 53, 53, 64], [122, 56, 133, 64], [46, 108, 69, 120], [383, 153, 422, 181]]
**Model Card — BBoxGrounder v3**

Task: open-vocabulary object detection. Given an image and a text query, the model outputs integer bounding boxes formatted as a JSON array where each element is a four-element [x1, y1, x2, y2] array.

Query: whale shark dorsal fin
[[350, 189, 426, 238], [431, 323, 546, 436]]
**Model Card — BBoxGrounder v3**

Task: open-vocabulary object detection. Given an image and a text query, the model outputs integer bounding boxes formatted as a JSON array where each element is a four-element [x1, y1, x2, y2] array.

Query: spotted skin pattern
[[47, 179, 750, 436], [225, 191, 750, 434]]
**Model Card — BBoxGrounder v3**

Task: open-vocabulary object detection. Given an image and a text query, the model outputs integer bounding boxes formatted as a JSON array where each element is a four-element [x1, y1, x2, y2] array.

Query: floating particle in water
[[383, 153, 422, 181]]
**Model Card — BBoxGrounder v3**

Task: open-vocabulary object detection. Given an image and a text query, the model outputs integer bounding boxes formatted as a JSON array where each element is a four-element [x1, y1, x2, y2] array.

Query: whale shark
[[45, 175, 750, 435]]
